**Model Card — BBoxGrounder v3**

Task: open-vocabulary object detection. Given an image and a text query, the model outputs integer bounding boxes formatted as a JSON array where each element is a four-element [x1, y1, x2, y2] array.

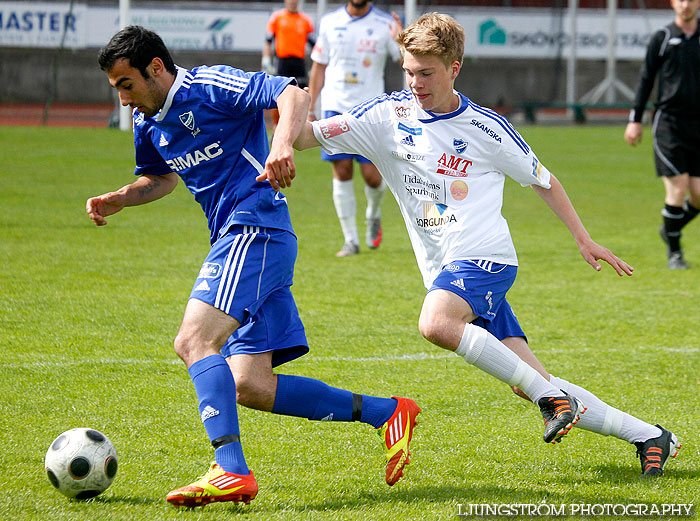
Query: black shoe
[[635, 425, 680, 476], [537, 392, 586, 444], [668, 251, 689, 270]]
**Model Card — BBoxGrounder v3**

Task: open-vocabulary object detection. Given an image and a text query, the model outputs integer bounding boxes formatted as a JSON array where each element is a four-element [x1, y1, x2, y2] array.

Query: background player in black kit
[[625, 0, 700, 270]]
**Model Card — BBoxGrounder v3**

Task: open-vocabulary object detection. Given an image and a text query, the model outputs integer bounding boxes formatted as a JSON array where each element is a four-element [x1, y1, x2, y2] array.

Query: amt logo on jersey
[[436, 153, 472, 177], [166, 142, 223, 172]]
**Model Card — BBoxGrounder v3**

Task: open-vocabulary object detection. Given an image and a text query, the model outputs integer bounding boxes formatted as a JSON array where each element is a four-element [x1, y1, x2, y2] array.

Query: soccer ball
[[45, 428, 118, 499]]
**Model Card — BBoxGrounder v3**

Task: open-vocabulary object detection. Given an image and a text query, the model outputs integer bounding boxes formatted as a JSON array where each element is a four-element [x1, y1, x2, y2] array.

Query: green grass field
[[0, 124, 698, 521]]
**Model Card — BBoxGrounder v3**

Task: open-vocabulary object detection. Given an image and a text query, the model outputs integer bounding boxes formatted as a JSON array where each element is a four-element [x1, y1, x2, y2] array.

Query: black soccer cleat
[[660, 225, 688, 268], [667, 251, 689, 270], [635, 425, 680, 476], [537, 392, 586, 444]]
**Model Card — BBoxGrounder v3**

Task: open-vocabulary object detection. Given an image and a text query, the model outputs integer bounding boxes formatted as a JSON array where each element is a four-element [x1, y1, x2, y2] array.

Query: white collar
[[156, 65, 188, 122]]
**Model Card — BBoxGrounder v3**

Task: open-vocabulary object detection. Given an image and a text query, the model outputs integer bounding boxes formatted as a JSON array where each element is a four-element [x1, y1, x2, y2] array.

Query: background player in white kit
[[263, 13, 681, 476], [308, 0, 402, 256]]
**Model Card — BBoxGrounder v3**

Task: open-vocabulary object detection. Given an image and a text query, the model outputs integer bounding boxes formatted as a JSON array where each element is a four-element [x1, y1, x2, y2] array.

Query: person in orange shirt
[[262, 0, 315, 131], [263, 0, 315, 86]]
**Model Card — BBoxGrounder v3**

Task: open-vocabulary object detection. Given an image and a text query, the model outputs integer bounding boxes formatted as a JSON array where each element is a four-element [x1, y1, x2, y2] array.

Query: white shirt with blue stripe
[[132, 65, 295, 244], [310, 5, 400, 114], [312, 90, 552, 288]]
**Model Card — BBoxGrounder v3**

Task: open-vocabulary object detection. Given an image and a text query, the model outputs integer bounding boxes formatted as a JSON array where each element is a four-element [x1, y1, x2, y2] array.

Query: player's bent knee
[[173, 329, 220, 366], [173, 332, 191, 361], [418, 316, 451, 348], [231, 371, 274, 410]]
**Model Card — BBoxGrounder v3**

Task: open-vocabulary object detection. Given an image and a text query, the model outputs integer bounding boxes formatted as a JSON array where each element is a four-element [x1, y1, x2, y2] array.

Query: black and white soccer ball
[[45, 428, 118, 499]]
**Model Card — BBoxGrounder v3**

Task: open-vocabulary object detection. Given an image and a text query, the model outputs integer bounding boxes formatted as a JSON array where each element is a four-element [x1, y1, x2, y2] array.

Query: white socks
[[455, 323, 661, 444], [334, 178, 387, 245], [549, 376, 661, 443], [364, 180, 386, 220], [332, 178, 358, 245], [455, 323, 560, 404]]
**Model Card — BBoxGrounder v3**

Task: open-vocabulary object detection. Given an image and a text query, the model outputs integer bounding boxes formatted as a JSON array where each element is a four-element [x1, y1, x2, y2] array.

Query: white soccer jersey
[[312, 91, 552, 288], [310, 5, 400, 113]]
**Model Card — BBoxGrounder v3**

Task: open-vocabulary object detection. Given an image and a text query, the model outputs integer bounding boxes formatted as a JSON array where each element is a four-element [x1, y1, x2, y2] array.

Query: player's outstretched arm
[[258, 85, 310, 191], [85, 173, 178, 226], [307, 61, 326, 121], [293, 121, 320, 151], [531, 174, 634, 276]]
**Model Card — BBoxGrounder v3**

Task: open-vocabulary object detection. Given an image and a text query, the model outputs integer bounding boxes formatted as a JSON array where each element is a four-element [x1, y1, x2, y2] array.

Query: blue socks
[[189, 357, 398, 475], [188, 354, 248, 475], [272, 374, 396, 428]]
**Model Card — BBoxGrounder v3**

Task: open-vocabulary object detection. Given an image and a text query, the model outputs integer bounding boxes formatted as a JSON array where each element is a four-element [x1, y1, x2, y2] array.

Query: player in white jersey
[[262, 13, 681, 476], [308, 0, 402, 256]]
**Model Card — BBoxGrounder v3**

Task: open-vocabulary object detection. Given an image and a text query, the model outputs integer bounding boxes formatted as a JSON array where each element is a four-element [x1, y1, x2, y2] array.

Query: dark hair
[[98, 25, 176, 78]]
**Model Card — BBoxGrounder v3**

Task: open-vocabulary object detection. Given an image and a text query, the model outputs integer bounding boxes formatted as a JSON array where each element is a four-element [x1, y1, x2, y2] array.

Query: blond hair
[[396, 13, 465, 67]]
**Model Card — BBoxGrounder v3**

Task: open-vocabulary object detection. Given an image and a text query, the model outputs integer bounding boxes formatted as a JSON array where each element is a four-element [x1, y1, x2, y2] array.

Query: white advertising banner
[[0, 2, 87, 48], [85, 6, 268, 51], [454, 9, 670, 60], [0, 2, 673, 60]]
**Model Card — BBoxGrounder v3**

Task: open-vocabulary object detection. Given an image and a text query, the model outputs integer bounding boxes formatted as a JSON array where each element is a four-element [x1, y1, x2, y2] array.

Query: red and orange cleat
[[166, 463, 258, 508], [377, 396, 421, 486]]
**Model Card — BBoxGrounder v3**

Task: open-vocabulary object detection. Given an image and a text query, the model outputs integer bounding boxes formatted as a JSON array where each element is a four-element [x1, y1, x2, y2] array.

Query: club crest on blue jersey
[[179, 110, 200, 137], [453, 138, 468, 154], [179, 111, 195, 130]]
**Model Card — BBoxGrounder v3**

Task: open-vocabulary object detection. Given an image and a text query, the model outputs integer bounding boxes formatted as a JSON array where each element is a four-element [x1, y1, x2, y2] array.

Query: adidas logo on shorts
[[195, 280, 211, 292], [450, 279, 465, 291]]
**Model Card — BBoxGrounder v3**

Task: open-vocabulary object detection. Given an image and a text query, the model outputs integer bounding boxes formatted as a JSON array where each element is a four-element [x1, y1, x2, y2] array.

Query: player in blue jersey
[[263, 13, 681, 477], [86, 26, 420, 508]]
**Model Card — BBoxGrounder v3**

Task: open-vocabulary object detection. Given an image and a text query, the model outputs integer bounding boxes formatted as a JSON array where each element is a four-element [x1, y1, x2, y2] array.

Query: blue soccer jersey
[[132, 65, 295, 243]]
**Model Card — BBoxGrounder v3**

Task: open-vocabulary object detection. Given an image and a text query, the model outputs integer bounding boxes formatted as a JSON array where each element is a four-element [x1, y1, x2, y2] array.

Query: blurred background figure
[[262, 0, 316, 132], [624, 0, 700, 270], [308, 0, 402, 257]]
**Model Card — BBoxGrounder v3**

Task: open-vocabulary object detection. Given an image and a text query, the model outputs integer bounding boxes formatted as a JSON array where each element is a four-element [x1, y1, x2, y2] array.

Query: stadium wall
[[0, 1, 658, 109], [0, 46, 643, 110]]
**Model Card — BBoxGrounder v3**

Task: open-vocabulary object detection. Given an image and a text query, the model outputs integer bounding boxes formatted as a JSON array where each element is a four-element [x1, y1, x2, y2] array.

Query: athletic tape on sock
[[601, 407, 624, 437], [351, 393, 363, 422], [212, 434, 241, 449], [508, 358, 537, 390], [455, 324, 487, 364]]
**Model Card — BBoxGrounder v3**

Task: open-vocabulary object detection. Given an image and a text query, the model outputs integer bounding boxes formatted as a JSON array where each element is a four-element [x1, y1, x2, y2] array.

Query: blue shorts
[[320, 110, 372, 163], [189, 225, 308, 367], [428, 259, 526, 341]]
